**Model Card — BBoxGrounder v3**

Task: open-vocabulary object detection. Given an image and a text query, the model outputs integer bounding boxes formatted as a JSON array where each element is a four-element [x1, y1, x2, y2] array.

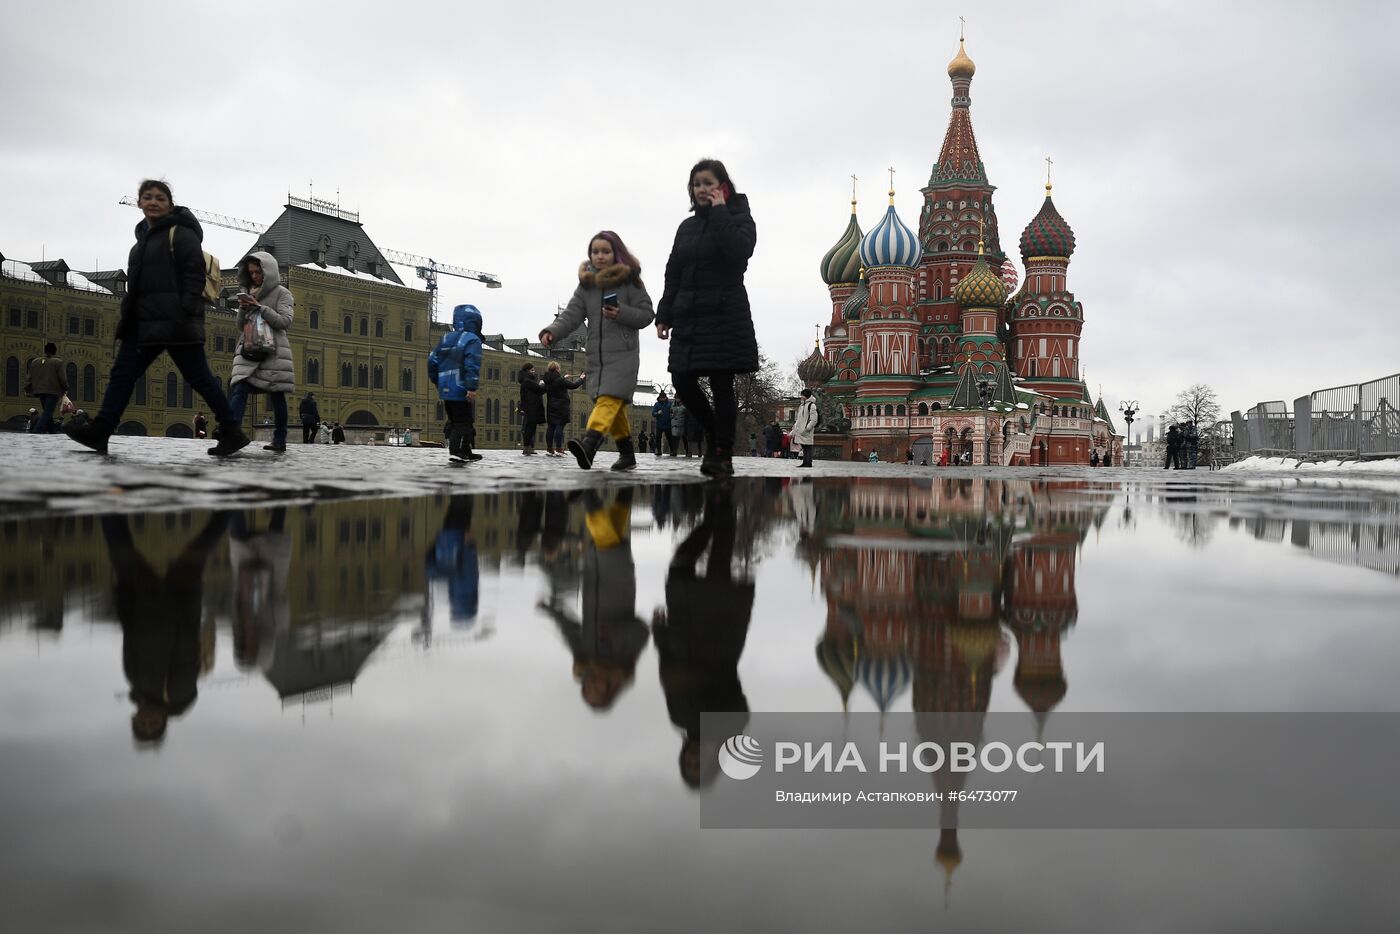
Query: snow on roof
[[2, 258, 115, 295], [294, 261, 426, 290]]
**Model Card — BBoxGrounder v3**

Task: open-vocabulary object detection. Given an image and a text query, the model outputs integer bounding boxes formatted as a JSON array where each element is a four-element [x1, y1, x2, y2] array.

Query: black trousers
[[522, 422, 538, 448], [671, 372, 737, 451], [302, 421, 318, 444], [445, 399, 476, 456], [98, 341, 232, 429]]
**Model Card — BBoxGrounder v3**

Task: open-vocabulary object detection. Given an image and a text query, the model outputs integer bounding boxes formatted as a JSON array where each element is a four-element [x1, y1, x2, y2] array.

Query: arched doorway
[[345, 409, 379, 427], [165, 422, 193, 438], [117, 421, 147, 436], [912, 435, 934, 466], [959, 427, 974, 464]]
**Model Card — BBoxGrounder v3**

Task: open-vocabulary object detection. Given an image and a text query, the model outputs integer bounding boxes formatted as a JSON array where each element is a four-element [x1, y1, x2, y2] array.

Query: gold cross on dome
[[959, 16, 965, 41], [887, 166, 897, 204], [1045, 155, 1054, 191], [850, 174, 858, 207]]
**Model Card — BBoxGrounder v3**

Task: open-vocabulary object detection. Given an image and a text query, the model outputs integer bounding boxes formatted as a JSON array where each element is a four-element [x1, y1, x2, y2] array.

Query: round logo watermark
[[718, 734, 764, 781]]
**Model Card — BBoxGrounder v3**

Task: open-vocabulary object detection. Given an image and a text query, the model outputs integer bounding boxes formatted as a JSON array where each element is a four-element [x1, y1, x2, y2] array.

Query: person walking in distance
[[672, 401, 691, 457], [541, 361, 584, 457], [65, 179, 248, 456], [428, 304, 484, 462], [517, 362, 546, 455], [651, 390, 673, 457], [791, 388, 819, 468], [1165, 423, 1183, 469], [227, 252, 295, 453], [24, 342, 68, 433], [299, 392, 319, 444], [539, 230, 655, 471], [193, 412, 208, 439], [655, 159, 759, 479]]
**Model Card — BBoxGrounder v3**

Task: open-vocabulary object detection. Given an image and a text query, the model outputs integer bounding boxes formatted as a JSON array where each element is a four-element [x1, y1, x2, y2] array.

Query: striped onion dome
[[842, 273, 870, 320], [798, 342, 836, 386], [859, 196, 921, 269], [1019, 183, 1076, 260], [816, 636, 857, 709], [1000, 257, 1019, 295], [820, 203, 863, 285], [954, 242, 1007, 308], [856, 652, 913, 713]]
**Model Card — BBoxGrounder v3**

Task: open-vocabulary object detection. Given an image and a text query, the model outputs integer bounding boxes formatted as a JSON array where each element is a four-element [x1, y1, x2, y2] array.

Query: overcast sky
[[2, 0, 1396, 433]]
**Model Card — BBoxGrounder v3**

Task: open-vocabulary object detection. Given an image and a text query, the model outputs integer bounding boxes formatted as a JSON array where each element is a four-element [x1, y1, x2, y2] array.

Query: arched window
[[373, 366, 384, 389], [341, 363, 353, 387], [66, 362, 78, 391], [165, 372, 177, 404], [83, 365, 96, 402], [375, 320, 384, 338], [401, 368, 413, 392], [4, 357, 18, 396], [931, 402, 941, 411], [306, 358, 319, 385], [134, 377, 146, 405], [309, 308, 319, 330], [1027, 359, 1037, 377], [404, 322, 413, 342], [359, 318, 368, 337], [884, 404, 894, 417], [918, 402, 928, 415], [962, 240, 975, 252], [357, 364, 369, 389], [343, 315, 352, 334], [896, 404, 906, 416], [934, 281, 943, 300], [183, 381, 193, 408], [936, 241, 948, 252]]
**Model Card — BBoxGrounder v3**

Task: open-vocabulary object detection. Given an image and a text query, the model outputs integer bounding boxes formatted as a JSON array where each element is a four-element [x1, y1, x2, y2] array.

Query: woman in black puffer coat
[[655, 158, 758, 479], [66, 179, 248, 457], [517, 362, 546, 455], [540, 361, 584, 457]]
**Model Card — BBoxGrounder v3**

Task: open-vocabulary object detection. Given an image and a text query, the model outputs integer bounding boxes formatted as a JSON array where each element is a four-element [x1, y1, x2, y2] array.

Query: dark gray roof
[[251, 202, 404, 285]]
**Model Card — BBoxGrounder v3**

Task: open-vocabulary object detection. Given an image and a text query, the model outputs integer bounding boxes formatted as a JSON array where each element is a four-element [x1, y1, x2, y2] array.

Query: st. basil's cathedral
[[797, 37, 1122, 466]]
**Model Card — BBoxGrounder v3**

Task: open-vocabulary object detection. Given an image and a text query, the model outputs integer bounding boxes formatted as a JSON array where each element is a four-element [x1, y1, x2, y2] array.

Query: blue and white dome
[[859, 201, 921, 269]]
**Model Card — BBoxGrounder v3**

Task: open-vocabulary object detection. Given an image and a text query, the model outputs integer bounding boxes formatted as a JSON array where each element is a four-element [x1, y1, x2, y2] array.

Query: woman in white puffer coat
[[228, 251, 295, 452]]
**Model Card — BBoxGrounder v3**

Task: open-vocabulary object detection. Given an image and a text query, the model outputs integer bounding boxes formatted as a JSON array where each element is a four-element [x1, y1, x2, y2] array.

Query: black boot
[[65, 418, 113, 455], [207, 423, 251, 457], [610, 437, 638, 472], [700, 442, 734, 479], [568, 430, 605, 470]]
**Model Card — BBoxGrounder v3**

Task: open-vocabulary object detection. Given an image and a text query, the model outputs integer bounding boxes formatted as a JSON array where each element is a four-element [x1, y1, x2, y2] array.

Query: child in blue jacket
[[428, 304, 484, 462]]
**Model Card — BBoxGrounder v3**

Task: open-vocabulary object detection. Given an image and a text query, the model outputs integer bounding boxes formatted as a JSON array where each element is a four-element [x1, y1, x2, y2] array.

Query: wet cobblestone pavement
[[3, 433, 1399, 932]]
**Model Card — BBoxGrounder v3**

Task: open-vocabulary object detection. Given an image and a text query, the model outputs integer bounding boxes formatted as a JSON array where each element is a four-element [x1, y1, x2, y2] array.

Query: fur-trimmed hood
[[577, 262, 639, 290]]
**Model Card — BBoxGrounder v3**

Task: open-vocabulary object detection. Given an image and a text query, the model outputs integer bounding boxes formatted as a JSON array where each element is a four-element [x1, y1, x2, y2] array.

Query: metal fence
[[1228, 372, 1400, 461]]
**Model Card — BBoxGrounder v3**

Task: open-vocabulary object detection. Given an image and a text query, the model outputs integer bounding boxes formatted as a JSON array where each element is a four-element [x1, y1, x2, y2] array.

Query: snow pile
[[1224, 455, 1400, 475]]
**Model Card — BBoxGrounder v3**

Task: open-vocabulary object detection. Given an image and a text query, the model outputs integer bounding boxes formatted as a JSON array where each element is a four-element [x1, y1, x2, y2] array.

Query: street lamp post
[[1119, 399, 1138, 466]]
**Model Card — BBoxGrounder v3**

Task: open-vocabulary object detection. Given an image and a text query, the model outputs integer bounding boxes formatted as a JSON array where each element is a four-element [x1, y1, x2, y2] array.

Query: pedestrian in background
[[517, 362, 546, 455], [541, 360, 584, 457], [539, 230, 655, 471], [24, 342, 69, 433], [651, 390, 674, 456], [673, 402, 692, 458], [428, 304, 484, 462], [655, 158, 759, 480], [299, 392, 319, 444], [791, 388, 818, 468], [227, 251, 295, 453], [67, 179, 247, 457]]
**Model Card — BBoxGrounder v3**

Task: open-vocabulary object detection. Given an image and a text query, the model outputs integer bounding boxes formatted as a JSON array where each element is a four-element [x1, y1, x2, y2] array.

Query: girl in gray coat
[[228, 251, 295, 452], [539, 231, 655, 471]]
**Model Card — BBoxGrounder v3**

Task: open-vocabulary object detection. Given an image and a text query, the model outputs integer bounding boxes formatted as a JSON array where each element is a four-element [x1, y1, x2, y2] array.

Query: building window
[[68, 316, 79, 334], [341, 363, 353, 387], [309, 308, 319, 329], [357, 364, 368, 388], [215, 336, 224, 352], [918, 402, 928, 415], [375, 320, 384, 338], [6, 309, 18, 327], [66, 362, 78, 391], [359, 318, 368, 337], [166, 372, 178, 404], [83, 365, 96, 402], [27, 310, 39, 328], [400, 368, 413, 392], [404, 322, 413, 342], [403, 405, 412, 418], [183, 380, 193, 408], [84, 319, 95, 337], [344, 315, 352, 334], [373, 365, 383, 389], [307, 358, 319, 384], [134, 377, 146, 405], [4, 357, 17, 396]]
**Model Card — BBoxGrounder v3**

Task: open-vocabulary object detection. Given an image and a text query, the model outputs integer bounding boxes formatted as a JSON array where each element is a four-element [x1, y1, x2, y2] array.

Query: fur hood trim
[[577, 261, 638, 289]]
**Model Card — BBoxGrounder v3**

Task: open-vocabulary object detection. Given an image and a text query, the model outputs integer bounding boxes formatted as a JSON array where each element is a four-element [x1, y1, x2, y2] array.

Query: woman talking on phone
[[539, 230, 654, 471], [654, 158, 758, 479]]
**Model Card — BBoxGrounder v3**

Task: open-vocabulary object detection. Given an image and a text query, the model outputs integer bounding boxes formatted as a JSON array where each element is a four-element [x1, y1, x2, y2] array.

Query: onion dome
[[859, 189, 921, 268], [842, 272, 869, 320], [857, 652, 912, 713], [798, 341, 836, 386], [820, 198, 863, 285], [999, 257, 1019, 295], [816, 635, 857, 711], [953, 242, 1007, 307], [947, 38, 976, 79], [1019, 183, 1076, 260]]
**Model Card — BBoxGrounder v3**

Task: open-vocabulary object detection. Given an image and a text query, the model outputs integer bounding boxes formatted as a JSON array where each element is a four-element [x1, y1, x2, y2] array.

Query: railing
[[1229, 372, 1400, 461]]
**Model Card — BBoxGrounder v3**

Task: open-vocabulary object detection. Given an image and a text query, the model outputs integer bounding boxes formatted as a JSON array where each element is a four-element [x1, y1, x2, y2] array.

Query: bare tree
[[1168, 384, 1221, 428], [732, 351, 787, 439]]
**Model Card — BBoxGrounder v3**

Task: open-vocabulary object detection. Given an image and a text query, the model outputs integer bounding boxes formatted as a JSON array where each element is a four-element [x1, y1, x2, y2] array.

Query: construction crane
[[117, 197, 502, 317]]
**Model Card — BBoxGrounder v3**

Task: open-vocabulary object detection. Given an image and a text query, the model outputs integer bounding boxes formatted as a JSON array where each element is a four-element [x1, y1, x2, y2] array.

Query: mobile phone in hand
[[602, 292, 619, 308]]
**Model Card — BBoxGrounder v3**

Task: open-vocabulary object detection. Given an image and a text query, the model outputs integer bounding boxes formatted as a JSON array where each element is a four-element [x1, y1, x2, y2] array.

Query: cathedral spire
[[932, 34, 986, 186]]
